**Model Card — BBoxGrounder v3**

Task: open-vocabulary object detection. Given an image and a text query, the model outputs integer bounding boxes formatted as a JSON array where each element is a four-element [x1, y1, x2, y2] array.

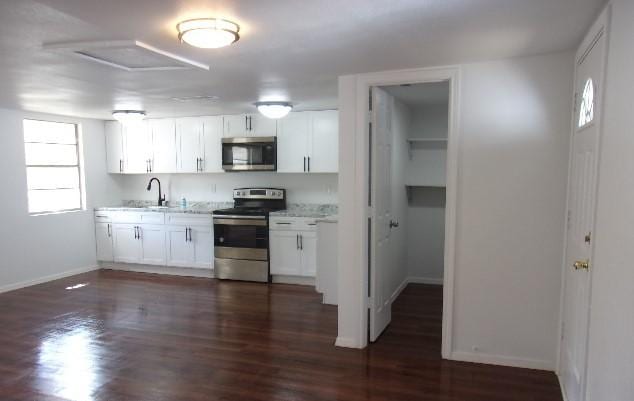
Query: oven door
[[213, 217, 269, 261], [222, 137, 276, 171]]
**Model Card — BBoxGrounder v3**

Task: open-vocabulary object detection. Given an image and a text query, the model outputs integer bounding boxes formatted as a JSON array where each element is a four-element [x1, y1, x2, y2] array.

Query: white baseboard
[[335, 336, 361, 348], [101, 262, 214, 278], [390, 278, 409, 303], [450, 351, 554, 371], [0, 265, 99, 294], [557, 374, 569, 401], [408, 276, 444, 286], [271, 275, 316, 286]]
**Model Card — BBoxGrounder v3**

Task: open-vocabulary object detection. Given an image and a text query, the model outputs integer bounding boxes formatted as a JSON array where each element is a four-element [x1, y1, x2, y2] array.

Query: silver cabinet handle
[[133, 226, 137, 239], [119, 159, 123, 173], [245, 115, 248, 131], [296, 234, 299, 250], [107, 223, 111, 237], [307, 157, 310, 172], [304, 157, 307, 172], [199, 158, 204, 172], [300, 234, 303, 250], [187, 227, 192, 242], [249, 116, 253, 131]]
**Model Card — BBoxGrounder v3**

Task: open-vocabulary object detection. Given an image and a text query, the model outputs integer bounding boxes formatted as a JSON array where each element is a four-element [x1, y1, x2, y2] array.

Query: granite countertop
[[270, 204, 338, 219], [95, 201, 232, 215]]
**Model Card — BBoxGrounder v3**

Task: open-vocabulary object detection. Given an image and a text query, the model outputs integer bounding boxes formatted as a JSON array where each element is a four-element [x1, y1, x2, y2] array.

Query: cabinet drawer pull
[[275, 222, 291, 225]]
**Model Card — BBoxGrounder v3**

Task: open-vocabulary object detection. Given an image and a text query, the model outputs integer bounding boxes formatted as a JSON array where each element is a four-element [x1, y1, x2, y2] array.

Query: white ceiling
[[0, 0, 605, 120]]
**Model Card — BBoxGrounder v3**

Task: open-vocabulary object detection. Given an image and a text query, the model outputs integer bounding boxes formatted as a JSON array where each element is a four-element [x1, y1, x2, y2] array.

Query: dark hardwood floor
[[0, 270, 562, 401]]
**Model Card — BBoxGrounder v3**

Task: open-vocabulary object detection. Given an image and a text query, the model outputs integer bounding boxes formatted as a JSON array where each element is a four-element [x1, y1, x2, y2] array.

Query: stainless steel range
[[213, 188, 286, 282]]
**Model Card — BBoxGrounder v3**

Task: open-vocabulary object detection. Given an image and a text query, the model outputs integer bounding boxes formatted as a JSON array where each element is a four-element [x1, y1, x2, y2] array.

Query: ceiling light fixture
[[255, 101, 293, 119], [112, 110, 146, 124], [177, 18, 240, 49]]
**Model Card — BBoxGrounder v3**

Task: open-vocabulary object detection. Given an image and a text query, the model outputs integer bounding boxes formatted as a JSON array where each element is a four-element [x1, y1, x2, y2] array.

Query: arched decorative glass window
[[578, 78, 594, 128]]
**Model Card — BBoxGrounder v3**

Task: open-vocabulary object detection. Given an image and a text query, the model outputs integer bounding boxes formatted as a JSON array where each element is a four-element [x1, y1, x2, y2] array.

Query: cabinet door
[[201, 116, 224, 172], [150, 119, 177, 173], [299, 231, 317, 277], [309, 110, 339, 173], [270, 230, 301, 275], [105, 121, 125, 173], [176, 118, 202, 173], [138, 225, 166, 265], [112, 224, 141, 263], [190, 226, 214, 269], [276, 112, 310, 172], [223, 114, 248, 138], [95, 223, 114, 262], [249, 114, 277, 137], [123, 121, 153, 174], [166, 226, 192, 267]]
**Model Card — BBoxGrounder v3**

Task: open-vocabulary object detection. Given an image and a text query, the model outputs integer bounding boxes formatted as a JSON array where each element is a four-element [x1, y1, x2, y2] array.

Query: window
[[578, 78, 594, 128], [23, 119, 83, 214]]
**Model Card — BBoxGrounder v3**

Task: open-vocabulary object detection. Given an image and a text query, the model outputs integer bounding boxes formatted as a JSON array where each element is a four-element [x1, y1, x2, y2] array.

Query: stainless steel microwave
[[221, 137, 277, 171]]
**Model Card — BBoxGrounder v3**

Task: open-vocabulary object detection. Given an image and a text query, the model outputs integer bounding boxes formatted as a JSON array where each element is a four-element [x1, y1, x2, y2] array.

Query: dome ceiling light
[[255, 101, 293, 119], [177, 18, 240, 49], [112, 110, 146, 124]]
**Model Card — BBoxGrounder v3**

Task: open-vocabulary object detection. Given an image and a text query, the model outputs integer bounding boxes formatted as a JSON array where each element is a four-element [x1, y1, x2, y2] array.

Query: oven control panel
[[233, 188, 285, 200]]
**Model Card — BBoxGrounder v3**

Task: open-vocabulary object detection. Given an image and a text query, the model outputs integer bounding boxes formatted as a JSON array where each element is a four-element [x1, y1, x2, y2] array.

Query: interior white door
[[369, 87, 394, 342], [105, 121, 125, 173], [309, 110, 339, 173], [201, 116, 224, 172], [150, 119, 177, 173], [123, 121, 152, 174], [560, 13, 607, 401], [277, 112, 310, 172], [249, 114, 277, 137], [176, 118, 202, 173]]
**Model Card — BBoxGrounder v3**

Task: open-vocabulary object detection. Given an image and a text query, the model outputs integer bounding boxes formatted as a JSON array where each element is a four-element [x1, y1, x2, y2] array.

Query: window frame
[[23, 119, 85, 216]]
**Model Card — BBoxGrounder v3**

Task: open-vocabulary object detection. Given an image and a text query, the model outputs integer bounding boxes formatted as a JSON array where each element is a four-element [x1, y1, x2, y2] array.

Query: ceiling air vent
[[42, 40, 209, 71]]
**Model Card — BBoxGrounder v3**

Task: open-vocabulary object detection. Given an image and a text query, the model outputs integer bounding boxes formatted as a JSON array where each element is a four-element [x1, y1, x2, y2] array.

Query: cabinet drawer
[[166, 213, 213, 226], [94, 211, 113, 223], [270, 217, 318, 231], [110, 212, 165, 225]]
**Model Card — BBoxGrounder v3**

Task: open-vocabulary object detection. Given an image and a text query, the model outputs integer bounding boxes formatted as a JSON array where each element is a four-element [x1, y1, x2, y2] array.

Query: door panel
[[270, 231, 301, 275], [309, 110, 339, 172], [191, 226, 214, 269], [176, 118, 202, 173], [560, 12, 607, 401], [95, 223, 113, 262], [277, 112, 310, 172], [123, 121, 152, 174], [166, 226, 192, 267], [249, 114, 277, 137], [150, 119, 177, 173], [112, 224, 141, 263], [223, 114, 248, 138], [299, 231, 317, 277], [201, 116, 224, 172], [138, 225, 166, 265], [105, 121, 124, 173], [370, 87, 393, 341]]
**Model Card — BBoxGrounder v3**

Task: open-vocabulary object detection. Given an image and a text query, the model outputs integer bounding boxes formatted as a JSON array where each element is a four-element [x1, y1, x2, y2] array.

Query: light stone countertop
[[270, 204, 338, 219], [95, 201, 232, 215]]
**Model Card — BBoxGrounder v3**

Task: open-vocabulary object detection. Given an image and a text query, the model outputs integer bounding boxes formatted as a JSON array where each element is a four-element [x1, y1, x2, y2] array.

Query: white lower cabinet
[[269, 217, 318, 277], [95, 222, 114, 262], [111, 223, 166, 265], [166, 224, 213, 269], [112, 224, 142, 263], [138, 225, 167, 265]]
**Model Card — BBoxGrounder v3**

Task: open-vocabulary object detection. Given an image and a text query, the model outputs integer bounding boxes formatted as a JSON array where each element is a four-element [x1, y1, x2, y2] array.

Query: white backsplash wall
[[115, 173, 338, 205]]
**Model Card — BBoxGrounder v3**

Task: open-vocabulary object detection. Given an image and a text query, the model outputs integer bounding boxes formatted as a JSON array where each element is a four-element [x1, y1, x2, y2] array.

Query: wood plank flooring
[[0, 269, 562, 401]]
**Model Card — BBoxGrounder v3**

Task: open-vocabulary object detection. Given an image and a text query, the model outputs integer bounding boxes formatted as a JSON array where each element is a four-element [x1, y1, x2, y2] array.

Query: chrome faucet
[[146, 177, 166, 206]]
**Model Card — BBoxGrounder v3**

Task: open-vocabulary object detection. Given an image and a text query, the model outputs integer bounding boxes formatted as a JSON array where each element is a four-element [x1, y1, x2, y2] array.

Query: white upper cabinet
[[249, 114, 277, 137], [277, 112, 310, 173], [105, 121, 125, 173], [201, 116, 224, 172], [277, 110, 338, 173], [176, 117, 203, 173], [149, 119, 177, 173], [309, 110, 339, 173], [123, 121, 153, 174], [223, 114, 277, 137]]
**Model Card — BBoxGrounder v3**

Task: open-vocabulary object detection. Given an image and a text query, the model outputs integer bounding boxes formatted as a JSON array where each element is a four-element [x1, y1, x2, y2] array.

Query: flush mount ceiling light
[[112, 110, 146, 124], [177, 18, 240, 49], [255, 101, 293, 119]]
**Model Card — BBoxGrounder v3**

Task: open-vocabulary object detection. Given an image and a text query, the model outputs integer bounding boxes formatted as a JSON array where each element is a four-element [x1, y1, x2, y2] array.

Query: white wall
[[115, 173, 338, 205], [585, 1, 634, 400], [0, 108, 120, 292], [338, 51, 573, 370], [452, 52, 572, 369]]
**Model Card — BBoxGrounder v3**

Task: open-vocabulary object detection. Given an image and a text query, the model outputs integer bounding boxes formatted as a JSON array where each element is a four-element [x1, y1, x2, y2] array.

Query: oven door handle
[[213, 218, 268, 226]]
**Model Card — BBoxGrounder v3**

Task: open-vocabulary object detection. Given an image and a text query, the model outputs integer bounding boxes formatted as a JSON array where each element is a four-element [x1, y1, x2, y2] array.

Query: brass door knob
[[573, 260, 589, 270]]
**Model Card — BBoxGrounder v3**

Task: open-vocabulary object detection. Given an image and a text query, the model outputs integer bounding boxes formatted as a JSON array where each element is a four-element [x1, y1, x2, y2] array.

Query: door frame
[[336, 65, 461, 357], [555, 4, 611, 396]]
